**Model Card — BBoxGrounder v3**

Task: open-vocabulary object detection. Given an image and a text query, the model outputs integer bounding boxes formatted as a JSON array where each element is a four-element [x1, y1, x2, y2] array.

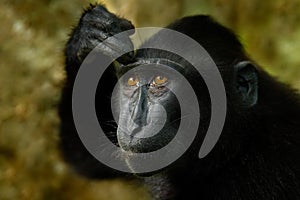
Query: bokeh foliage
[[0, 0, 299, 200]]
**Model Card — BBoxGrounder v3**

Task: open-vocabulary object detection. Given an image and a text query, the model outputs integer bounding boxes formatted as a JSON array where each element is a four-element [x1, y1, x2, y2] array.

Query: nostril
[[133, 114, 147, 127], [131, 126, 143, 137]]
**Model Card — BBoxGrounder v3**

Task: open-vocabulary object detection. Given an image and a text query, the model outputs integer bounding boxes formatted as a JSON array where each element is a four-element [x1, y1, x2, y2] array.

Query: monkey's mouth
[[117, 128, 176, 153], [117, 120, 180, 153]]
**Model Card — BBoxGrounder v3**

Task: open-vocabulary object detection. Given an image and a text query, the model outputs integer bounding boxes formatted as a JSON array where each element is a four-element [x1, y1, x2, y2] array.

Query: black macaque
[[59, 4, 300, 200]]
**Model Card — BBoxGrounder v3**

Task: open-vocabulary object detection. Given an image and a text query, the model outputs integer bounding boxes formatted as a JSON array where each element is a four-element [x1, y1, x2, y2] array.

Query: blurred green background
[[0, 0, 299, 200]]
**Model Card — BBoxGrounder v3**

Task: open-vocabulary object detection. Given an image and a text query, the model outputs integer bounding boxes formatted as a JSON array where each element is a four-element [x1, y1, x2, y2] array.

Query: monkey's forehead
[[118, 56, 187, 75]]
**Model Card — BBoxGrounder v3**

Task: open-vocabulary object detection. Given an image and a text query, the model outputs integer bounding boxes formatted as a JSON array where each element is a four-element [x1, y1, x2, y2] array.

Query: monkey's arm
[[59, 4, 135, 179]]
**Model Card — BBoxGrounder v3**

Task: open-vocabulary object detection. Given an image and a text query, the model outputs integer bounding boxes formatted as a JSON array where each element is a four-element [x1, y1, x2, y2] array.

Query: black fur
[[59, 4, 300, 200]]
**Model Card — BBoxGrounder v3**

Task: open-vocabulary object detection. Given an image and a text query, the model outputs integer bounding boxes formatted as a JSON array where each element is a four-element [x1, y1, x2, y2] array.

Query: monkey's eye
[[153, 76, 168, 85], [127, 77, 139, 86]]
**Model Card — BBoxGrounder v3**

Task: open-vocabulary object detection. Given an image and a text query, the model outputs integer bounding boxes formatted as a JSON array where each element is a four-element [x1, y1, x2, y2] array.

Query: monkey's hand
[[65, 4, 135, 74]]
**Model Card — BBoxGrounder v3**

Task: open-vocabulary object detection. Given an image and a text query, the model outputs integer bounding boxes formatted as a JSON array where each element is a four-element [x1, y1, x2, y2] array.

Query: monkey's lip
[[117, 130, 156, 153], [117, 128, 176, 154], [117, 132, 151, 153]]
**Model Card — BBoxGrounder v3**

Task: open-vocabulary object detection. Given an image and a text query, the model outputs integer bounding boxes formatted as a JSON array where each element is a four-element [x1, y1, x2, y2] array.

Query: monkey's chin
[[117, 146, 164, 177]]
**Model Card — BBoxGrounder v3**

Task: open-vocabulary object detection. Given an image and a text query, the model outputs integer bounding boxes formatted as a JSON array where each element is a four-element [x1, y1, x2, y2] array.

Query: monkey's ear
[[234, 61, 258, 107]]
